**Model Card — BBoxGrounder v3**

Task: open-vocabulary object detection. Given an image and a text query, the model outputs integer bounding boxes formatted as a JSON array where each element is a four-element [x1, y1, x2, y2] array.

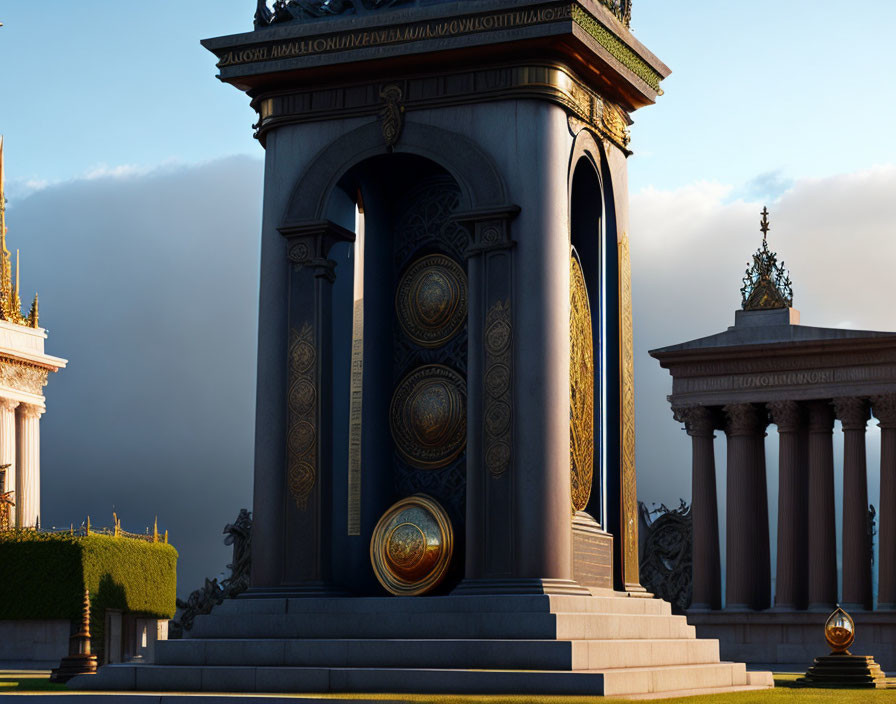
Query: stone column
[[724, 403, 770, 610], [277, 221, 354, 593], [15, 403, 43, 529], [874, 394, 896, 609], [0, 399, 18, 527], [834, 397, 873, 610], [769, 400, 808, 610], [806, 400, 838, 609], [673, 405, 721, 610]]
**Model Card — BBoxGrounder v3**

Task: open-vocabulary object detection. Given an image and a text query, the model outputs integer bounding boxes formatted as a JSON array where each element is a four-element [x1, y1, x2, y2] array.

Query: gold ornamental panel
[[390, 364, 466, 469], [370, 494, 454, 596], [569, 252, 595, 512], [396, 254, 467, 348]]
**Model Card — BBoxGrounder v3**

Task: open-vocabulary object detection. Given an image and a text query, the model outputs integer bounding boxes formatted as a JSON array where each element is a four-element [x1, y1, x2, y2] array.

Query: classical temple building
[[0, 137, 67, 530], [652, 209, 896, 669]]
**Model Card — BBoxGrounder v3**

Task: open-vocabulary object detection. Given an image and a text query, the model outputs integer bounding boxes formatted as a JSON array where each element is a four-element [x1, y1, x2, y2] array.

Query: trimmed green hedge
[[0, 531, 177, 659]]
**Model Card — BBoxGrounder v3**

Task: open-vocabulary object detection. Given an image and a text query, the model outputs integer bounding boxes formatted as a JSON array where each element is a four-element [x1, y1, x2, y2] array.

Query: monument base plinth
[[797, 654, 889, 688]]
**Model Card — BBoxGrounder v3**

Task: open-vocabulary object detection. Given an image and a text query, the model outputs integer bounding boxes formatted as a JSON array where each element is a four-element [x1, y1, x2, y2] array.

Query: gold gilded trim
[[287, 323, 317, 510], [484, 299, 512, 478], [569, 252, 594, 512], [618, 232, 641, 589], [395, 254, 467, 349]]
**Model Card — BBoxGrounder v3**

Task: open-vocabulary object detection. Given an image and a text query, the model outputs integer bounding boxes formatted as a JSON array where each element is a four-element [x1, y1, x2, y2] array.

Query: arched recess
[[567, 129, 620, 540], [281, 119, 510, 228]]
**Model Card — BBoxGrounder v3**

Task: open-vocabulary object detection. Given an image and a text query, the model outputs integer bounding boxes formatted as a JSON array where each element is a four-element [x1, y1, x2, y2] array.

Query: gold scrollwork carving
[[569, 253, 594, 512], [484, 299, 512, 478], [287, 323, 317, 510], [619, 233, 640, 588]]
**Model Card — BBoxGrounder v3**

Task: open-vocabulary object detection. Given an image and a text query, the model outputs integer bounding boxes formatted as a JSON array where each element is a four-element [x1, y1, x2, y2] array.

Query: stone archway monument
[[73, 1, 773, 697]]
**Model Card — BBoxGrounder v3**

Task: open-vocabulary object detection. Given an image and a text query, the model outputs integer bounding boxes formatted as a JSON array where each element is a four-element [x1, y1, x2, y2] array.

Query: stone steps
[[191, 611, 692, 641], [73, 661, 758, 697], [211, 594, 673, 617], [156, 637, 720, 671]]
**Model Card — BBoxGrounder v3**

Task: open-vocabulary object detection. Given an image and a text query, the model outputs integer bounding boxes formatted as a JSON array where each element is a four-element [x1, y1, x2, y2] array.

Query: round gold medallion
[[390, 365, 466, 469], [396, 254, 467, 348], [570, 252, 595, 512], [370, 494, 454, 596]]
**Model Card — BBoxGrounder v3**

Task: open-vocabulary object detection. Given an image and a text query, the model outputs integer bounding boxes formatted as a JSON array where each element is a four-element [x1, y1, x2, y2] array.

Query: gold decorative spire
[[0, 137, 39, 327], [740, 206, 794, 311]]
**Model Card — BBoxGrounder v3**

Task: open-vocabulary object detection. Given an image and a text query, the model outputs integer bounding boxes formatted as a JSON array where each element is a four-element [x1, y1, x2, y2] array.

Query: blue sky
[[2, 1, 894, 198], [0, 2, 894, 598]]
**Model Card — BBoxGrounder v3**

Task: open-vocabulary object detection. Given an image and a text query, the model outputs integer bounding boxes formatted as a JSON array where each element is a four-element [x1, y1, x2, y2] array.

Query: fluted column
[[15, 403, 43, 529], [0, 399, 18, 527], [724, 403, 770, 610], [674, 405, 721, 610], [874, 394, 896, 609], [806, 400, 837, 609], [834, 397, 872, 610], [769, 400, 808, 609]]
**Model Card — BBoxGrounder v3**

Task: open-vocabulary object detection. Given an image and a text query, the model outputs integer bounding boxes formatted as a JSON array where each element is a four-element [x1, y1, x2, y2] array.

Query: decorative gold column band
[[618, 232, 642, 590]]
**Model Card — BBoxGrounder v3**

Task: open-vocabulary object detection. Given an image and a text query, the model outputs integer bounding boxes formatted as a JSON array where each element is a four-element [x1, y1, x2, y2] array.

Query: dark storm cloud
[[8, 156, 263, 595]]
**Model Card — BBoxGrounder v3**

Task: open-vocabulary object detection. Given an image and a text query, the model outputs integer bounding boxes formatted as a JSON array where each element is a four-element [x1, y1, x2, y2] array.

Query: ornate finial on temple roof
[[740, 206, 793, 311]]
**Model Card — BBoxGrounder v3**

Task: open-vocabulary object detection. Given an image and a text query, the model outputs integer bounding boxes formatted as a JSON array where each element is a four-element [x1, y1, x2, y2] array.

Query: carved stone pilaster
[[833, 396, 870, 431], [672, 405, 716, 438], [277, 219, 354, 592]]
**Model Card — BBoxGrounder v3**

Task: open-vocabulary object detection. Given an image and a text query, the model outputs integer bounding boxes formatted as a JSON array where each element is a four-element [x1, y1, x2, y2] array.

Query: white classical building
[[0, 137, 66, 529]]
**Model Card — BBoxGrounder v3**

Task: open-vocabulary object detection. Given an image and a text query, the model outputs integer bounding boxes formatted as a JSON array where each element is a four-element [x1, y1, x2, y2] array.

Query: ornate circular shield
[[370, 494, 454, 596], [570, 252, 595, 512], [395, 254, 467, 348], [390, 365, 466, 469]]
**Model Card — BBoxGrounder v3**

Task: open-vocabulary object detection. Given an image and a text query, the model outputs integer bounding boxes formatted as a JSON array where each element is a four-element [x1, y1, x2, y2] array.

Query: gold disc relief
[[390, 364, 467, 469], [570, 252, 595, 512], [370, 494, 454, 596], [395, 254, 467, 348]]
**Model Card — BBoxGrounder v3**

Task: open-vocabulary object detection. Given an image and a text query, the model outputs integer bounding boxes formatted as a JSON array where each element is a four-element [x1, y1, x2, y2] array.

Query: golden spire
[[0, 139, 36, 327], [0, 136, 10, 320]]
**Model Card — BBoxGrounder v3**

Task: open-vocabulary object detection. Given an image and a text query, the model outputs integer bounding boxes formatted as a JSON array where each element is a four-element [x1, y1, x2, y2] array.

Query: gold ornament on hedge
[[569, 251, 594, 512], [370, 494, 454, 596], [390, 364, 466, 469], [824, 605, 855, 654], [395, 254, 467, 348]]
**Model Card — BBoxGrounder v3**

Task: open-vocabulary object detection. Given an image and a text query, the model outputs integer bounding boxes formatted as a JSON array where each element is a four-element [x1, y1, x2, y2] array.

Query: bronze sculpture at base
[[49, 590, 98, 684], [797, 606, 890, 689]]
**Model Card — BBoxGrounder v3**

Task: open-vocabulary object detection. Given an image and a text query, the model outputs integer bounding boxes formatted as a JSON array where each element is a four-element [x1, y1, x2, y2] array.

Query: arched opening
[[324, 154, 469, 595], [570, 156, 605, 527]]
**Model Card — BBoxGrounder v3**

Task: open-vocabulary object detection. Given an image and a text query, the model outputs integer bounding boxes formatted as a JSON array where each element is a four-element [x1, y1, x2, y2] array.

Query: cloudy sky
[[1, 1, 894, 596]]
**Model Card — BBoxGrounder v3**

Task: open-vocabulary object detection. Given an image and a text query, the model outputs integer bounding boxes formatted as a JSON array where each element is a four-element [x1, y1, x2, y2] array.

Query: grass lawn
[[0, 673, 893, 700]]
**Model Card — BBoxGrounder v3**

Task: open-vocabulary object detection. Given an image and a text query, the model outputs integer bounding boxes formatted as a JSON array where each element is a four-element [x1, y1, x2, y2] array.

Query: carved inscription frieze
[[675, 365, 896, 398], [484, 299, 513, 478], [0, 360, 49, 396], [287, 323, 317, 510]]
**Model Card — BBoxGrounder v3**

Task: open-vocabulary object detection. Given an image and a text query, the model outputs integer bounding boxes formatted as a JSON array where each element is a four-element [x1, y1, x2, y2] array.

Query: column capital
[[723, 403, 765, 437], [768, 400, 804, 433], [17, 403, 44, 420], [807, 399, 835, 433], [833, 397, 870, 431], [0, 398, 19, 413], [280, 219, 355, 281], [672, 405, 716, 437], [872, 394, 896, 429]]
